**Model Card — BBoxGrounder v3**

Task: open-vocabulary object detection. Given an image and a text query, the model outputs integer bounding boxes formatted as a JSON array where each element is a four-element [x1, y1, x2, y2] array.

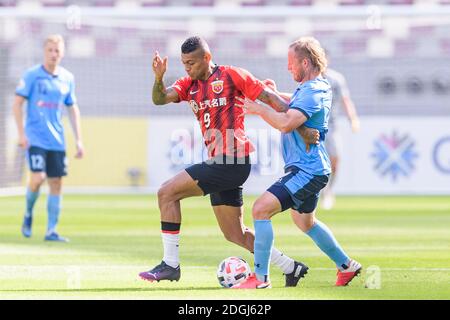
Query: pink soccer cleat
[[231, 273, 271, 289], [336, 260, 362, 286]]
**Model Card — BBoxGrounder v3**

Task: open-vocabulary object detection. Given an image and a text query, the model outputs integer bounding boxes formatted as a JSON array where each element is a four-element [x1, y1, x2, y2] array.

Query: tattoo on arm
[[257, 88, 288, 112], [152, 79, 167, 105]]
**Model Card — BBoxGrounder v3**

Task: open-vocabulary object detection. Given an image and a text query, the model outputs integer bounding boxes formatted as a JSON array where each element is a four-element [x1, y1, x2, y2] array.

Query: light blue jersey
[[282, 76, 332, 176], [16, 64, 76, 151]]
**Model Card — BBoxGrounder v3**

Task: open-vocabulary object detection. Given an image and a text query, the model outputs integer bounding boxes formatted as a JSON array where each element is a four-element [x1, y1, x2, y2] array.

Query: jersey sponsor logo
[[211, 80, 224, 94], [189, 89, 200, 94], [371, 131, 418, 182], [189, 97, 227, 114], [37, 100, 59, 109]]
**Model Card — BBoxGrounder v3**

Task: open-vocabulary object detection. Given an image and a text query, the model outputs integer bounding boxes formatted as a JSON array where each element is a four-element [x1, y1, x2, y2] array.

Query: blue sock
[[306, 220, 350, 269], [254, 220, 273, 282], [25, 188, 40, 218], [47, 194, 62, 234]]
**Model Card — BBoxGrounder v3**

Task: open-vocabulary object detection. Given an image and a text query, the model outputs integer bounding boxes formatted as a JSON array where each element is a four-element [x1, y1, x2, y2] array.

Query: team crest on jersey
[[59, 83, 70, 95], [211, 80, 224, 94]]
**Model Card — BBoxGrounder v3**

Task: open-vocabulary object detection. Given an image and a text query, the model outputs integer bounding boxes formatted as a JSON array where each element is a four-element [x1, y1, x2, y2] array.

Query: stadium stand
[[1, 1, 449, 190], [1, 0, 450, 6]]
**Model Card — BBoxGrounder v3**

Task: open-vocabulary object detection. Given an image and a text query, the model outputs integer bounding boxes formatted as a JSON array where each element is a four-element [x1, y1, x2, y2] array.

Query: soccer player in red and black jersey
[[139, 36, 318, 286]]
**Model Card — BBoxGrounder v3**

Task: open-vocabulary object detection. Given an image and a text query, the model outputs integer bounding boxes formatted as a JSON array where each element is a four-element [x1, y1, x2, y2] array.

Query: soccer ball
[[217, 256, 251, 288]]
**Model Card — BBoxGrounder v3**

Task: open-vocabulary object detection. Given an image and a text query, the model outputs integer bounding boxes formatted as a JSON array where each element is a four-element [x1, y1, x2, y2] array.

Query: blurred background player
[[233, 37, 361, 289], [321, 52, 360, 210], [13, 34, 84, 242], [139, 36, 318, 286]]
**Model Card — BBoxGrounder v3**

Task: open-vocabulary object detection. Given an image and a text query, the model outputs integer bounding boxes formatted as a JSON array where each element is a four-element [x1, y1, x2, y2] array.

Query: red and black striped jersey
[[171, 65, 265, 158]]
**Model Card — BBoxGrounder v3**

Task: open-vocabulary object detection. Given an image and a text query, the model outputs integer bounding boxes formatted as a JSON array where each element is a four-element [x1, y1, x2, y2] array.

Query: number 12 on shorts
[[31, 154, 44, 170]]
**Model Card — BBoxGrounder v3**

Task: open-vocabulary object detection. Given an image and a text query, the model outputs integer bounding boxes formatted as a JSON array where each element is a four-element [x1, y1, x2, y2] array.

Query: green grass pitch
[[0, 195, 449, 299]]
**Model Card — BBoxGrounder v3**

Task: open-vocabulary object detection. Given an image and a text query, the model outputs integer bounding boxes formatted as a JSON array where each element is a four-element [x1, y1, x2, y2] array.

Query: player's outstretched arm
[[262, 79, 292, 103], [256, 87, 289, 112], [236, 96, 307, 133], [152, 51, 179, 105], [12, 95, 28, 149], [256, 88, 319, 145]]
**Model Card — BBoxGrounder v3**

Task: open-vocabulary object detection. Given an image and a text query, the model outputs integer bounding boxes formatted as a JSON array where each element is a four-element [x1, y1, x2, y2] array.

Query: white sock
[[161, 232, 180, 268], [270, 247, 295, 274]]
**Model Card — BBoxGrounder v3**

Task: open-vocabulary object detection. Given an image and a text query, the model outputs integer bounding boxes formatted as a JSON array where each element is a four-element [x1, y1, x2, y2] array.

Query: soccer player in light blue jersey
[[12, 35, 84, 242], [233, 37, 361, 289]]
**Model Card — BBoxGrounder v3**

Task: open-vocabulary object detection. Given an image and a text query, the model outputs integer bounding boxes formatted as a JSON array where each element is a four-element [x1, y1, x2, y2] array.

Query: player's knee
[[298, 221, 312, 233], [157, 186, 169, 202], [157, 184, 176, 203], [30, 175, 45, 190], [48, 180, 62, 193], [298, 217, 315, 233], [252, 201, 271, 220]]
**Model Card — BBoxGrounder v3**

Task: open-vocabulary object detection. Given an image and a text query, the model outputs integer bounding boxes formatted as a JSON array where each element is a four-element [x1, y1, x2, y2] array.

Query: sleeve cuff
[[15, 93, 28, 99], [290, 107, 310, 119], [248, 83, 265, 101]]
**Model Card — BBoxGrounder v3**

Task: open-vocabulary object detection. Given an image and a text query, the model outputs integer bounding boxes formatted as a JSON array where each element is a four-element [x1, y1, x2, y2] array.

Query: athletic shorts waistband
[[205, 155, 251, 165]]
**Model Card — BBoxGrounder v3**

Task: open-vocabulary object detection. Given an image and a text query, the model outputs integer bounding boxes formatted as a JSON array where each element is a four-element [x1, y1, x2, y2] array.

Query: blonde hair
[[289, 37, 327, 73], [44, 34, 65, 48]]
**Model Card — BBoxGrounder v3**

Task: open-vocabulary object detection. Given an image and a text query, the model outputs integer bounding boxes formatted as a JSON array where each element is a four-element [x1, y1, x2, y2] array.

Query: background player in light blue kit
[[233, 37, 361, 289], [12, 34, 84, 242], [321, 53, 360, 210]]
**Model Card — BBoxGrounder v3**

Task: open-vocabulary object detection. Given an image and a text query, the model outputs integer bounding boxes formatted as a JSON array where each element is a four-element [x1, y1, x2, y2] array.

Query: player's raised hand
[[152, 51, 168, 80], [235, 96, 261, 116]]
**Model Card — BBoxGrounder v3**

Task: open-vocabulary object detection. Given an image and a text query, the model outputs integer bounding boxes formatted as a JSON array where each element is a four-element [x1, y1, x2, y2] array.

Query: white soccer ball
[[217, 256, 251, 288]]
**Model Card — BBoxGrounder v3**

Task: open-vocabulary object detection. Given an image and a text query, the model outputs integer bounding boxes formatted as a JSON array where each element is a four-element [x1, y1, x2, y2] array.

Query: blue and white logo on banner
[[371, 131, 419, 182]]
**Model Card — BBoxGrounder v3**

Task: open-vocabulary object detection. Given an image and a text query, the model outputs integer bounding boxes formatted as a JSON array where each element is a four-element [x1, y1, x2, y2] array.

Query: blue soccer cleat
[[21, 215, 33, 238], [44, 232, 69, 242]]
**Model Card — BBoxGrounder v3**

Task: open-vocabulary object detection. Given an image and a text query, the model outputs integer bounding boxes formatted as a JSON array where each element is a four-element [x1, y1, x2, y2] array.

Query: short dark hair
[[181, 36, 207, 54]]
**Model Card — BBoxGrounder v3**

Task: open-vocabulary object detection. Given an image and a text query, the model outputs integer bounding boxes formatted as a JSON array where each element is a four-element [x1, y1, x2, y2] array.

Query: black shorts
[[267, 166, 329, 214], [27, 146, 67, 178], [185, 156, 251, 207]]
